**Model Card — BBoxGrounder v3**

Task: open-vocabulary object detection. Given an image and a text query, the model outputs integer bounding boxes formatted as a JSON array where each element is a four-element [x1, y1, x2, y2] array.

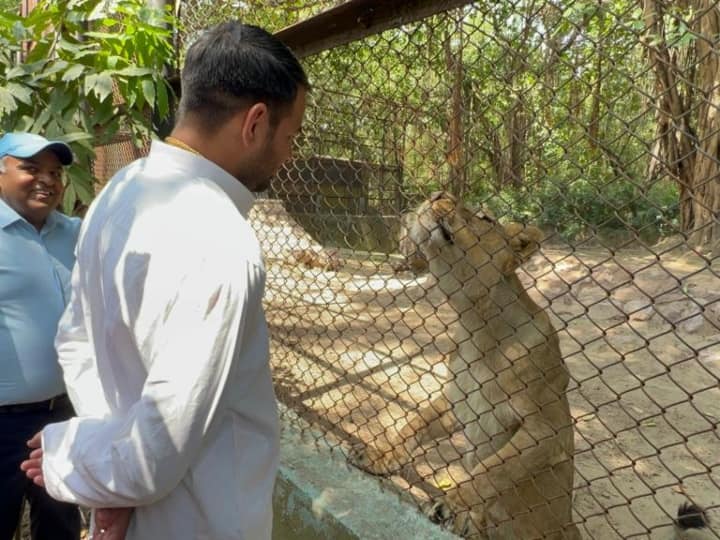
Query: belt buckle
[[48, 397, 57, 411]]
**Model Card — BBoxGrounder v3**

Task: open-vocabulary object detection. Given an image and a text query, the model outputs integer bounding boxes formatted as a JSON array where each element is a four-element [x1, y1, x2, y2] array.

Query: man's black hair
[[179, 21, 308, 130]]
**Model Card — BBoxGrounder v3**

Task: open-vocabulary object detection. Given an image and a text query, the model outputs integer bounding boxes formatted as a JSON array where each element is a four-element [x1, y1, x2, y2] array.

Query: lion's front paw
[[427, 498, 454, 526], [427, 497, 482, 538], [347, 443, 406, 476]]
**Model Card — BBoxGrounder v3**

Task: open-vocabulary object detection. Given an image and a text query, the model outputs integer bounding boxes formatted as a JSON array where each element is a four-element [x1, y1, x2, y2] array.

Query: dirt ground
[[254, 201, 720, 539]]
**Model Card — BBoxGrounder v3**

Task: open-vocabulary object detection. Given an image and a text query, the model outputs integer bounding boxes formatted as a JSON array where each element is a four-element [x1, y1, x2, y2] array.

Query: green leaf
[[13, 60, 47, 77], [85, 72, 114, 102], [95, 72, 113, 101], [56, 38, 84, 54], [14, 115, 35, 131], [43, 119, 64, 138], [70, 135, 96, 153], [674, 29, 696, 48], [4, 83, 32, 105], [107, 55, 123, 70], [141, 78, 155, 107], [1, 0, 176, 208], [0, 10, 21, 24], [83, 31, 124, 40], [11, 20, 27, 41], [73, 174, 95, 203], [25, 41, 52, 64], [62, 64, 86, 82], [156, 78, 168, 117], [40, 60, 70, 78], [32, 107, 51, 132], [125, 89, 137, 108], [59, 131, 94, 144], [4, 66, 26, 80], [62, 183, 77, 214], [49, 90, 74, 113], [83, 74, 98, 97], [90, 102, 115, 127], [72, 50, 101, 60], [114, 66, 154, 77], [0, 87, 17, 115]]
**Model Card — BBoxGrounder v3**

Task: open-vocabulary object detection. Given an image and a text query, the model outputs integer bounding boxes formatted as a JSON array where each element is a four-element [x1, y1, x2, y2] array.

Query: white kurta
[[42, 141, 279, 539]]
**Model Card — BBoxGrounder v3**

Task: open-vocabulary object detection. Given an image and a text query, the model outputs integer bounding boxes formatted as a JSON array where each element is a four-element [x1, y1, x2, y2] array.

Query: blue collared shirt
[[0, 198, 80, 405]]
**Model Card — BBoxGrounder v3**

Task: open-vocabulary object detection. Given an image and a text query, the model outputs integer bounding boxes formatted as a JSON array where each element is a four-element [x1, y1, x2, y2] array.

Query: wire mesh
[[92, 135, 148, 189], [182, 2, 719, 539], [175, 0, 345, 54]]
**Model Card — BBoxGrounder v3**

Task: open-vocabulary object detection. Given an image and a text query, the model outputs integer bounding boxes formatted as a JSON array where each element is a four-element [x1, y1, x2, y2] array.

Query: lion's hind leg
[[430, 414, 576, 538]]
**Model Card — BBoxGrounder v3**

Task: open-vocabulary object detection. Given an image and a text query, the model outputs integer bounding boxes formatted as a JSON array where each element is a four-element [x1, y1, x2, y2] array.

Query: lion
[[393, 208, 429, 273], [350, 191, 581, 539]]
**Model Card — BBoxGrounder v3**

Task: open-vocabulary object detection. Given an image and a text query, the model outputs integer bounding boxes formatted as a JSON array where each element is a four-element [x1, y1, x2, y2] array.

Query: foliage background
[[2, 0, 717, 247], [179, 0, 715, 247], [0, 0, 174, 213]]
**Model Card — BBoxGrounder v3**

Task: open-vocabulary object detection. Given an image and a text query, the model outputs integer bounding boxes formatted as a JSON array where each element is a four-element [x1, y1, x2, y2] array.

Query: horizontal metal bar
[[275, 0, 477, 58]]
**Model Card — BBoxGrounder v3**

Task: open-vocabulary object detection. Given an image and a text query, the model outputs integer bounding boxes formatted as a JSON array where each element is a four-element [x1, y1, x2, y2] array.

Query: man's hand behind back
[[20, 431, 45, 487], [21, 431, 132, 539], [94, 508, 132, 540]]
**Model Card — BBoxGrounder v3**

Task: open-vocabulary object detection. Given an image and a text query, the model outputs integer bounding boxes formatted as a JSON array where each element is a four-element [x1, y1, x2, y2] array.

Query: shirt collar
[[148, 140, 256, 217], [0, 198, 64, 233], [0, 198, 21, 229], [42, 211, 60, 235]]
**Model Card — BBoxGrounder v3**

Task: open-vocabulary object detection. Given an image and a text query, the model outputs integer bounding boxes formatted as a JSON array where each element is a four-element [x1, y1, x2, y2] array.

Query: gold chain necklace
[[164, 136, 201, 156]]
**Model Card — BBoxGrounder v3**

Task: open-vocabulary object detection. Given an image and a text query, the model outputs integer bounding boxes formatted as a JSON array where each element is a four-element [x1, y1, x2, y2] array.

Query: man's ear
[[240, 102, 270, 147], [505, 222, 544, 261]]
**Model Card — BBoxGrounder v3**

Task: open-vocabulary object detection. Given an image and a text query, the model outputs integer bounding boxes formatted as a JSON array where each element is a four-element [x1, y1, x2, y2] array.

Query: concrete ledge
[[273, 416, 458, 540]]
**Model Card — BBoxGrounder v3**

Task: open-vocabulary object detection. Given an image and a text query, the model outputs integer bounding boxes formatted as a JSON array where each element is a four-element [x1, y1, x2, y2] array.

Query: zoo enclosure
[[175, 1, 720, 538]]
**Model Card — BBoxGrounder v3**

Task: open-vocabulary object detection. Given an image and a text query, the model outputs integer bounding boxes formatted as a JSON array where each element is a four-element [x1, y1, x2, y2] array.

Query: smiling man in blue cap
[[0, 132, 82, 540], [0, 132, 74, 230]]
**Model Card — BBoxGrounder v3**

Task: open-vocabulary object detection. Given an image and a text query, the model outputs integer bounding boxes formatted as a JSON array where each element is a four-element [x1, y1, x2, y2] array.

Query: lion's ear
[[505, 223, 543, 262]]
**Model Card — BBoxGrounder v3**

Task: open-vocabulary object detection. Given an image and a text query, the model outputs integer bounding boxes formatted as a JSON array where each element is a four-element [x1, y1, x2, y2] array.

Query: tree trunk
[[688, 1, 720, 248], [20, 0, 37, 16], [588, 46, 602, 150], [506, 99, 527, 188], [644, 0, 720, 250], [392, 109, 406, 213], [481, 116, 506, 190], [643, 0, 697, 233], [444, 17, 466, 198]]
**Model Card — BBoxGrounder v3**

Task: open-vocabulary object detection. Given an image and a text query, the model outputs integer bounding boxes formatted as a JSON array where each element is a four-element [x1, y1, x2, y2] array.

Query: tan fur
[[394, 208, 429, 273], [350, 192, 580, 539], [291, 248, 343, 271]]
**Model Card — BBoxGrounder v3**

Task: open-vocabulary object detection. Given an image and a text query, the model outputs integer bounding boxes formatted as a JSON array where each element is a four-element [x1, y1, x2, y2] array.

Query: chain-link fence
[[178, 2, 720, 538]]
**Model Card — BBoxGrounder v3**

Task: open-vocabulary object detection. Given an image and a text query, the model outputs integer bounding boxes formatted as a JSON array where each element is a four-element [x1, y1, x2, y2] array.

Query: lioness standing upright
[[351, 192, 581, 539]]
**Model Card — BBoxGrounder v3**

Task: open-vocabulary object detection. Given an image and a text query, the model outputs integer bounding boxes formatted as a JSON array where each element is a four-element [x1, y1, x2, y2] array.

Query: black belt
[[0, 394, 72, 414]]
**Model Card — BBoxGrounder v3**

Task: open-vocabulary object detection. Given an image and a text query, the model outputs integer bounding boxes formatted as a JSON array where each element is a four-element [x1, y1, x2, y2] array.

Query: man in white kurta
[[22, 21, 308, 540], [44, 141, 279, 538]]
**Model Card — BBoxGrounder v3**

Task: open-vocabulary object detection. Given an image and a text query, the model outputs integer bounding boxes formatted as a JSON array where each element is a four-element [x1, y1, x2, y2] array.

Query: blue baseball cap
[[0, 132, 73, 166]]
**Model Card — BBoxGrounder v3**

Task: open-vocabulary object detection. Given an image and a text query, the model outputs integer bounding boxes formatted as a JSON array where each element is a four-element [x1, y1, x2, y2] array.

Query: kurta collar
[[148, 141, 256, 217]]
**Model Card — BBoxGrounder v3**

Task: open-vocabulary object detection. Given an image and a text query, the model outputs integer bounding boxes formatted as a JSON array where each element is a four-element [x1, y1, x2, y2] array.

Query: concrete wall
[[273, 414, 458, 540]]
